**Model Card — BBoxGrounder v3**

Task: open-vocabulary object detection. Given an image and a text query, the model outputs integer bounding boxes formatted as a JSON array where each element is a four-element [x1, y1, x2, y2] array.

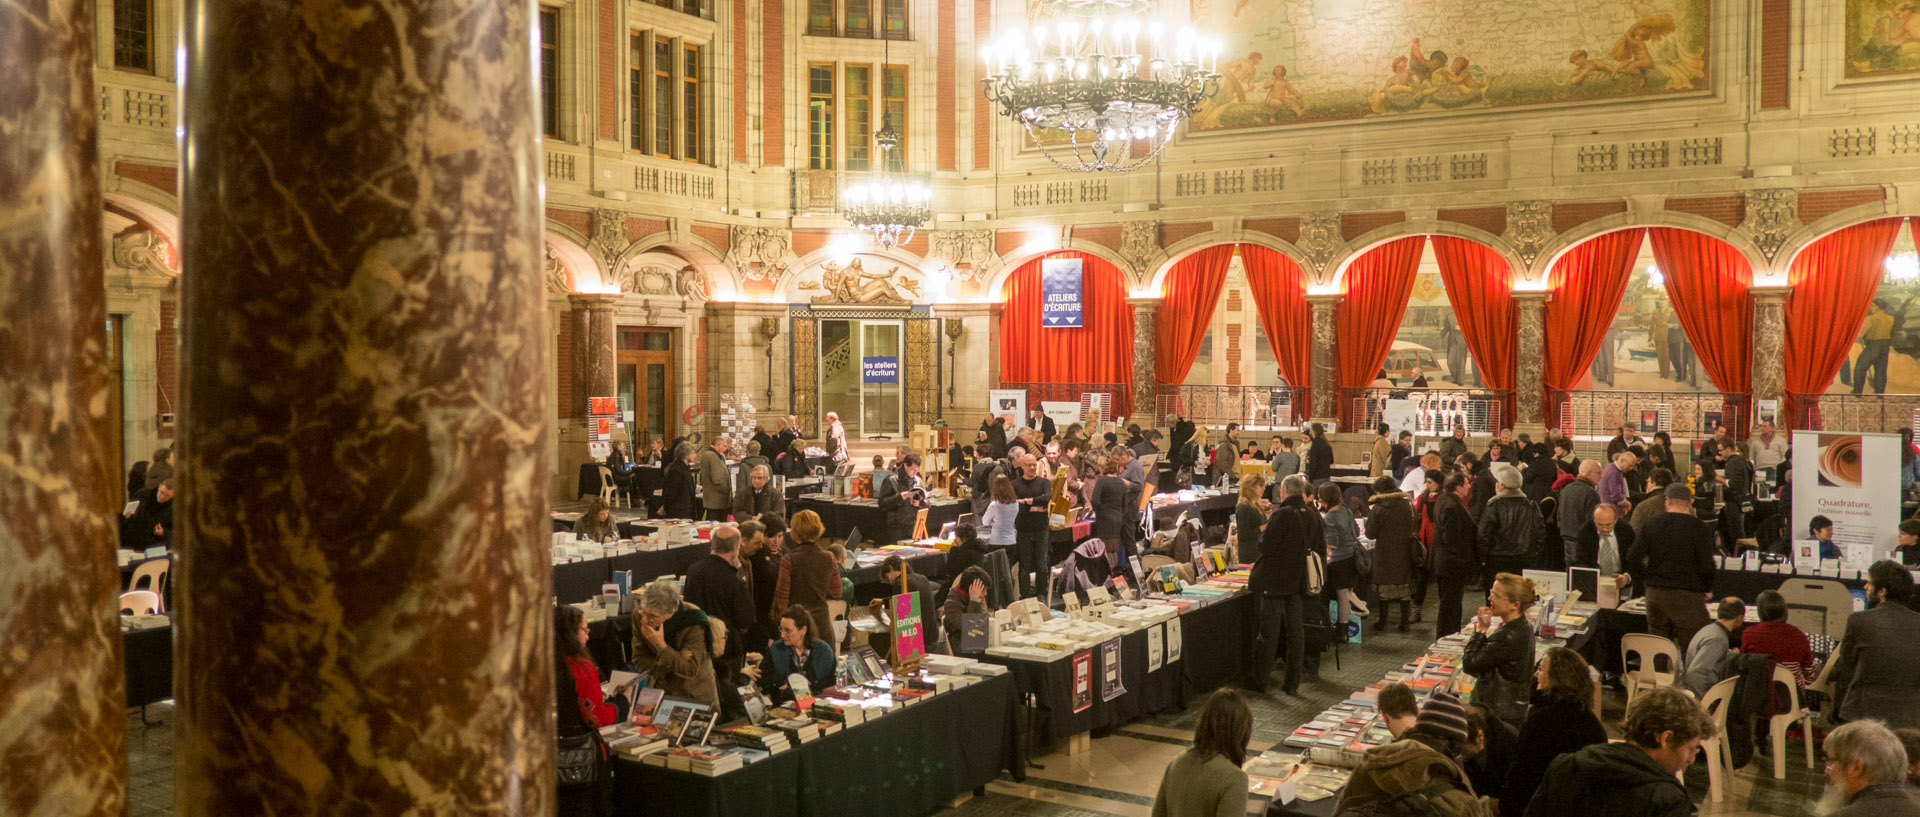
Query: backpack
[[1331, 778, 1458, 817]]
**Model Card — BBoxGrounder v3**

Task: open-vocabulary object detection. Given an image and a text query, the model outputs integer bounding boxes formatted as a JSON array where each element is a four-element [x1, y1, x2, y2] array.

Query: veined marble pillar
[[0, 0, 127, 811], [1513, 293, 1548, 432], [177, 0, 551, 811], [1128, 298, 1158, 424], [1307, 294, 1341, 424], [1751, 286, 1788, 411], [570, 294, 619, 418]]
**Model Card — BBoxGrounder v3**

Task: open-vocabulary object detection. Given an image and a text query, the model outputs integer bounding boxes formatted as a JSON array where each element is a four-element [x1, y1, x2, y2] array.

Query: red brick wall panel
[[1073, 225, 1123, 252], [937, 0, 956, 171], [732, 0, 749, 163], [557, 317, 575, 419], [692, 223, 730, 255], [598, 0, 618, 140], [157, 300, 178, 439], [1551, 200, 1627, 234], [625, 216, 669, 242], [761, 0, 785, 166], [548, 207, 592, 236], [1437, 207, 1507, 236], [996, 229, 1042, 258], [1760, 0, 1790, 110], [1159, 221, 1212, 247], [1799, 188, 1886, 224], [114, 161, 178, 194], [1340, 211, 1405, 241], [1243, 217, 1299, 244], [972, 0, 991, 170], [1665, 195, 1745, 227], [790, 229, 831, 257]]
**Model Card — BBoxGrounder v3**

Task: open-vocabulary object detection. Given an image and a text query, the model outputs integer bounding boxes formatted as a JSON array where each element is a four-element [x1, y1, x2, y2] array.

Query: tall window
[[539, 8, 559, 138], [653, 40, 672, 156], [845, 0, 872, 37], [807, 0, 834, 35], [882, 65, 907, 170], [682, 45, 702, 163], [628, 35, 646, 151], [808, 64, 834, 170], [844, 65, 872, 171], [113, 0, 153, 72], [882, 0, 908, 39]]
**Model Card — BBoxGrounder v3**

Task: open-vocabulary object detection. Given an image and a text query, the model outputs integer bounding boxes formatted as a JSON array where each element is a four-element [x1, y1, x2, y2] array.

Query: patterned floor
[[123, 597, 1826, 817]]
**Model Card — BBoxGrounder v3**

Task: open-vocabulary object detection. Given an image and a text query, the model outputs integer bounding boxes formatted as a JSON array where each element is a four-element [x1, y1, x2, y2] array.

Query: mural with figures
[[1846, 0, 1920, 77], [1188, 0, 1710, 130]]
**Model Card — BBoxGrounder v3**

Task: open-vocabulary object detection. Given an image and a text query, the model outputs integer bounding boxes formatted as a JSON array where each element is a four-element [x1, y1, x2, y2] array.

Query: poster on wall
[[1041, 258, 1083, 328], [1382, 400, 1421, 441], [1790, 431, 1900, 566], [1041, 400, 1083, 429], [989, 389, 1028, 422]]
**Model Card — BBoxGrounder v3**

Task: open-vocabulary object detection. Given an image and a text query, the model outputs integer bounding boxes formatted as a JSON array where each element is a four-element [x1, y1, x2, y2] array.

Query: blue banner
[[862, 356, 899, 383], [1041, 258, 1083, 328]]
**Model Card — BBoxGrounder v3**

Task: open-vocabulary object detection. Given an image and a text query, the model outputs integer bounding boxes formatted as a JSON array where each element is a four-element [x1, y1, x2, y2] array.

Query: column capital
[[1125, 295, 1162, 309], [566, 291, 621, 309], [1305, 292, 1344, 306], [1511, 290, 1550, 304], [1749, 284, 1792, 304]]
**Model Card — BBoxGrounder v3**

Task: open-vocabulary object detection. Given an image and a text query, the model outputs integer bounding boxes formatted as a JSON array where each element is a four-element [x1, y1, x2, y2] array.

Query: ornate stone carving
[[726, 226, 789, 266], [588, 207, 627, 267], [1505, 201, 1554, 272], [797, 258, 920, 304], [543, 242, 570, 293], [930, 228, 995, 283], [616, 264, 676, 296], [111, 229, 177, 283], [1750, 291, 1788, 404], [1513, 294, 1547, 426], [1297, 214, 1344, 283], [1120, 220, 1161, 277], [676, 266, 710, 300], [1742, 189, 1797, 263]]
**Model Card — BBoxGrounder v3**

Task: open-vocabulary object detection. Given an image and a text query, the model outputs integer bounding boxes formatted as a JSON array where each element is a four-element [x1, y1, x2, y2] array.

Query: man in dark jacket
[[1460, 453, 1495, 521], [1828, 561, 1920, 729], [1249, 474, 1323, 695], [1556, 460, 1602, 567], [1573, 504, 1636, 582], [1437, 425, 1469, 465], [1432, 473, 1480, 638], [1816, 720, 1920, 817], [1622, 484, 1717, 647], [738, 520, 780, 650], [983, 416, 1009, 459], [1026, 408, 1056, 445], [683, 525, 754, 664], [1521, 444, 1559, 505], [121, 477, 176, 551], [1476, 465, 1541, 581], [1305, 423, 1334, 486], [1524, 687, 1714, 817]]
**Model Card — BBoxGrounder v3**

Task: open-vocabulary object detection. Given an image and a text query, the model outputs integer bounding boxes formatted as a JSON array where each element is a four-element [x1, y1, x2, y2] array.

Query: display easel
[[888, 570, 923, 676]]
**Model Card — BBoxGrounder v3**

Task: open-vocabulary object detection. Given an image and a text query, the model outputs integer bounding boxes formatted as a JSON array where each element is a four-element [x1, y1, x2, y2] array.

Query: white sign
[[1791, 430, 1901, 566], [1382, 399, 1421, 442], [989, 389, 1027, 423], [1041, 400, 1082, 429]]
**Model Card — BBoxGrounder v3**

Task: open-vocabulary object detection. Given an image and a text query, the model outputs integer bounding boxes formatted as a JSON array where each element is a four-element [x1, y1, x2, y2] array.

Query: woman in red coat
[[557, 605, 624, 817]]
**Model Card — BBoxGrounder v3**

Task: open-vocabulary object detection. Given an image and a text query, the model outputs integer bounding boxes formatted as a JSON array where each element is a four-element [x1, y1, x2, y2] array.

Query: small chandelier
[[981, 0, 1221, 173], [840, 118, 932, 250]]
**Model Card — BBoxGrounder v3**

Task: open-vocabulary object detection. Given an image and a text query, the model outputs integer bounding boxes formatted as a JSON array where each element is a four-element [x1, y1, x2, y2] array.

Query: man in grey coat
[[697, 437, 734, 521], [1830, 561, 1920, 729]]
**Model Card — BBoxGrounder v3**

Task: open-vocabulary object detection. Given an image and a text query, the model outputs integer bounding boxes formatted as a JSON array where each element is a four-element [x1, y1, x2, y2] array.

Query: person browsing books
[[1149, 690, 1252, 817], [761, 605, 836, 704], [630, 578, 718, 708], [556, 604, 622, 817]]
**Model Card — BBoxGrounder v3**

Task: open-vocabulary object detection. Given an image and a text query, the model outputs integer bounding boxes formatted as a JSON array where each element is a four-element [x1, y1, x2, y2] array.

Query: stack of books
[[601, 724, 670, 760], [718, 724, 791, 754], [765, 716, 822, 744]]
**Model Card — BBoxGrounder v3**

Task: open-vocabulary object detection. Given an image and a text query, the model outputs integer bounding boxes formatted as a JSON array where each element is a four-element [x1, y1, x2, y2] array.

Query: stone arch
[[986, 240, 1136, 299], [1775, 204, 1912, 278], [103, 185, 181, 248], [1144, 234, 1316, 295], [1534, 212, 1767, 279], [1332, 221, 1525, 289]]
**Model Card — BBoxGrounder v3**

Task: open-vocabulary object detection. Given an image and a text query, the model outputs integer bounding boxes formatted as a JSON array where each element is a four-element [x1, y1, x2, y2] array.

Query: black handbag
[[556, 729, 603, 786]]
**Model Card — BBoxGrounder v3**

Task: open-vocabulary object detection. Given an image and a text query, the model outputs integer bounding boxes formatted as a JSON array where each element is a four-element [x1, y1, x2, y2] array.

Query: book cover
[[678, 710, 718, 747], [1098, 637, 1125, 701], [960, 612, 990, 654], [1071, 649, 1094, 713]]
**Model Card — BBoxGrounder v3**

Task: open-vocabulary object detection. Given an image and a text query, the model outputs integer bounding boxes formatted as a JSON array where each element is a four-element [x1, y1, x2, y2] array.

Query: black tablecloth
[[791, 497, 967, 543], [609, 673, 1023, 817], [1148, 494, 1237, 529], [124, 625, 172, 708], [553, 545, 710, 604], [980, 592, 1254, 746], [1567, 567, 1865, 674]]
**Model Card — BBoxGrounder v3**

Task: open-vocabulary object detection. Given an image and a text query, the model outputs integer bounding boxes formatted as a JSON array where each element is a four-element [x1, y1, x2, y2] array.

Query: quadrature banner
[[1790, 430, 1900, 565]]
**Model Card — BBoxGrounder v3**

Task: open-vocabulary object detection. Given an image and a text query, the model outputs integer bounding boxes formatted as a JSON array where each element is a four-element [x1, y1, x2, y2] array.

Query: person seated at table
[[1505, 647, 1607, 817], [942, 566, 994, 653], [604, 439, 634, 493], [1803, 515, 1842, 562], [662, 443, 699, 520], [761, 605, 836, 705], [630, 578, 718, 708], [707, 618, 760, 723], [637, 436, 664, 467], [943, 524, 989, 590], [869, 555, 942, 651], [1149, 689, 1252, 817], [1378, 682, 1420, 738], [1523, 687, 1712, 817], [1463, 573, 1538, 734], [555, 604, 624, 817], [1897, 519, 1920, 567], [1742, 589, 1815, 686], [121, 476, 176, 551], [1684, 597, 1747, 695], [733, 464, 786, 521], [1335, 691, 1485, 817], [571, 496, 618, 543]]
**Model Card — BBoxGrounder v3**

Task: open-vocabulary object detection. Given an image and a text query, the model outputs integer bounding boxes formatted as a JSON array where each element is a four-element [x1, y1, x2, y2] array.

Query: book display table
[[608, 673, 1022, 817], [551, 544, 710, 604], [788, 496, 968, 542]]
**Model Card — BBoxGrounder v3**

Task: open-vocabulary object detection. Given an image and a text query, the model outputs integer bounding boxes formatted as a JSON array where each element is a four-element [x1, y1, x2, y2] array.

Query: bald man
[[1558, 459, 1603, 567], [1599, 452, 1636, 514], [1574, 504, 1636, 586]]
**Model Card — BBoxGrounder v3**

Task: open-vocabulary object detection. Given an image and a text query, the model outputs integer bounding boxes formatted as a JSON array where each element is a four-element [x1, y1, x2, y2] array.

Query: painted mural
[[1188, 0, 1711, 130], [1846, 0, 1920, 77]]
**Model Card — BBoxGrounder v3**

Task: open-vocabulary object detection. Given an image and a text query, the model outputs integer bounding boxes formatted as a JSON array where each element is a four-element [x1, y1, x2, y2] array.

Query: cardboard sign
[[890, 592, 925, 667]]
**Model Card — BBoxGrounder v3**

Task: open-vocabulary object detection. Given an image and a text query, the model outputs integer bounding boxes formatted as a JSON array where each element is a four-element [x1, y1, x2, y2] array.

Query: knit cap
[[1415, 690, 1470, 743]]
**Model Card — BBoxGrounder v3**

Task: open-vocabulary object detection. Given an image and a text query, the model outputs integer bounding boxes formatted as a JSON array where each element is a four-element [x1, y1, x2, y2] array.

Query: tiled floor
[[124, 597, 1825, 817]]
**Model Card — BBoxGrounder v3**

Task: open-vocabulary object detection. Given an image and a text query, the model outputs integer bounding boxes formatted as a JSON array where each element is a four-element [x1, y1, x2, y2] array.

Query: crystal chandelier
[[841, 36, 932, 250], [980, 0, 1221, 173]]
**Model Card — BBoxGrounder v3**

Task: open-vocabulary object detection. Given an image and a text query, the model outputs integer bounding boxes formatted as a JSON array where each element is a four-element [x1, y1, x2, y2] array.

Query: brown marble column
[[570, 293, 619, 419], [1512, 292, 1548, 433], [1751, 286, 1788, 415], [1307, 294, 1341, 424], [0, 0, 128, 812], [176, 0, 551, 811], [1128, 297, 1159, 424]]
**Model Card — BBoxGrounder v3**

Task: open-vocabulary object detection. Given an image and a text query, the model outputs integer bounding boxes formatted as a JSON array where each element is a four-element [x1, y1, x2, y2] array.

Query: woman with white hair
[[1477, 462, 1542, 584], [629, 578, 718, 707], [825, 411, 847, 463], [732, 463, 787, 519]]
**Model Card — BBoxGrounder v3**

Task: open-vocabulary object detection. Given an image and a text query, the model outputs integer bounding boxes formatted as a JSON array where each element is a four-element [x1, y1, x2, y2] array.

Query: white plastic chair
[[1776, 579, 1855, 643], [128, 557, 170, 613], [1699, 677, 1737, 802], [1622, 633, 1681, 709], [119, 590, 161, 617], [1768, 664, 1817, 780], [596, 465, 628, 508]]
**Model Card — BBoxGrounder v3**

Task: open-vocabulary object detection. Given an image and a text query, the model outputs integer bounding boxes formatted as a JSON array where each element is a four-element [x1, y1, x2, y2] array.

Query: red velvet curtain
[[1785, 218, 1906, 418], [999, 251, 1135, 415], [1337, 237, 1426, 392], [1430, 236, 1515, 390], [1154, 245, 1235, 385], [1543, 229, 1645, 409], [1648, 228, 1754, 394], [1242, 245, 1313, 417]]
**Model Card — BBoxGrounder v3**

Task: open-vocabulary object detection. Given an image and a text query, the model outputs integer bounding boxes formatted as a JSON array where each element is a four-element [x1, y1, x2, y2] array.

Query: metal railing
[[1549, 390, 1750, 440], [1154, 384, 1308, 429], [997, 382, 1128, 423], [1342, 388, 1508, 435], [1793, 393, 1920, 435]]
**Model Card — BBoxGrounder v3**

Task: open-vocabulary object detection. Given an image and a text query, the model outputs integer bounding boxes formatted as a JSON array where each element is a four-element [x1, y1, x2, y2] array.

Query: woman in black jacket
[[1462, 573, 1537, 734], [1234, 474, 1269, 566], [1432, 472, 1480, 638], [1503, 647, 1607, 817], [662, 443, 699, 520], [1304, 423, 1334, 485]]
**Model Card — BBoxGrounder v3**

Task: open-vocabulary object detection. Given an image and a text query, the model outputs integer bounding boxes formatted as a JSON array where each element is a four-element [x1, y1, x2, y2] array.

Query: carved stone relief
[[111, 229, 177, 283], [726, 226, 791, 284], [543, 242, 570, 293], [930, 228, 995, 283], [1120, 221, 1162, 280], [1742, 189, 1797, 264], [1505, 201, 1554, 275], [796, 258, 921, 304], [1297, 214, 1344, 284], [588, 208, 627, 269], [617, 264, 677, 296]]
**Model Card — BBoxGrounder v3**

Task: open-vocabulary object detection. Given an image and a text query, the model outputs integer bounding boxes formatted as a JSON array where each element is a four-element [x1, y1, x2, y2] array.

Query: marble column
[[1512, 292, 1548, 433], [1128, 298, 1158, 425], [1307, 294, 1341, 424], [176, 0, 551, 811], [0, 0, 128, 811], [1751, 286, 1788, 413], [570, 293, 619, 418]]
